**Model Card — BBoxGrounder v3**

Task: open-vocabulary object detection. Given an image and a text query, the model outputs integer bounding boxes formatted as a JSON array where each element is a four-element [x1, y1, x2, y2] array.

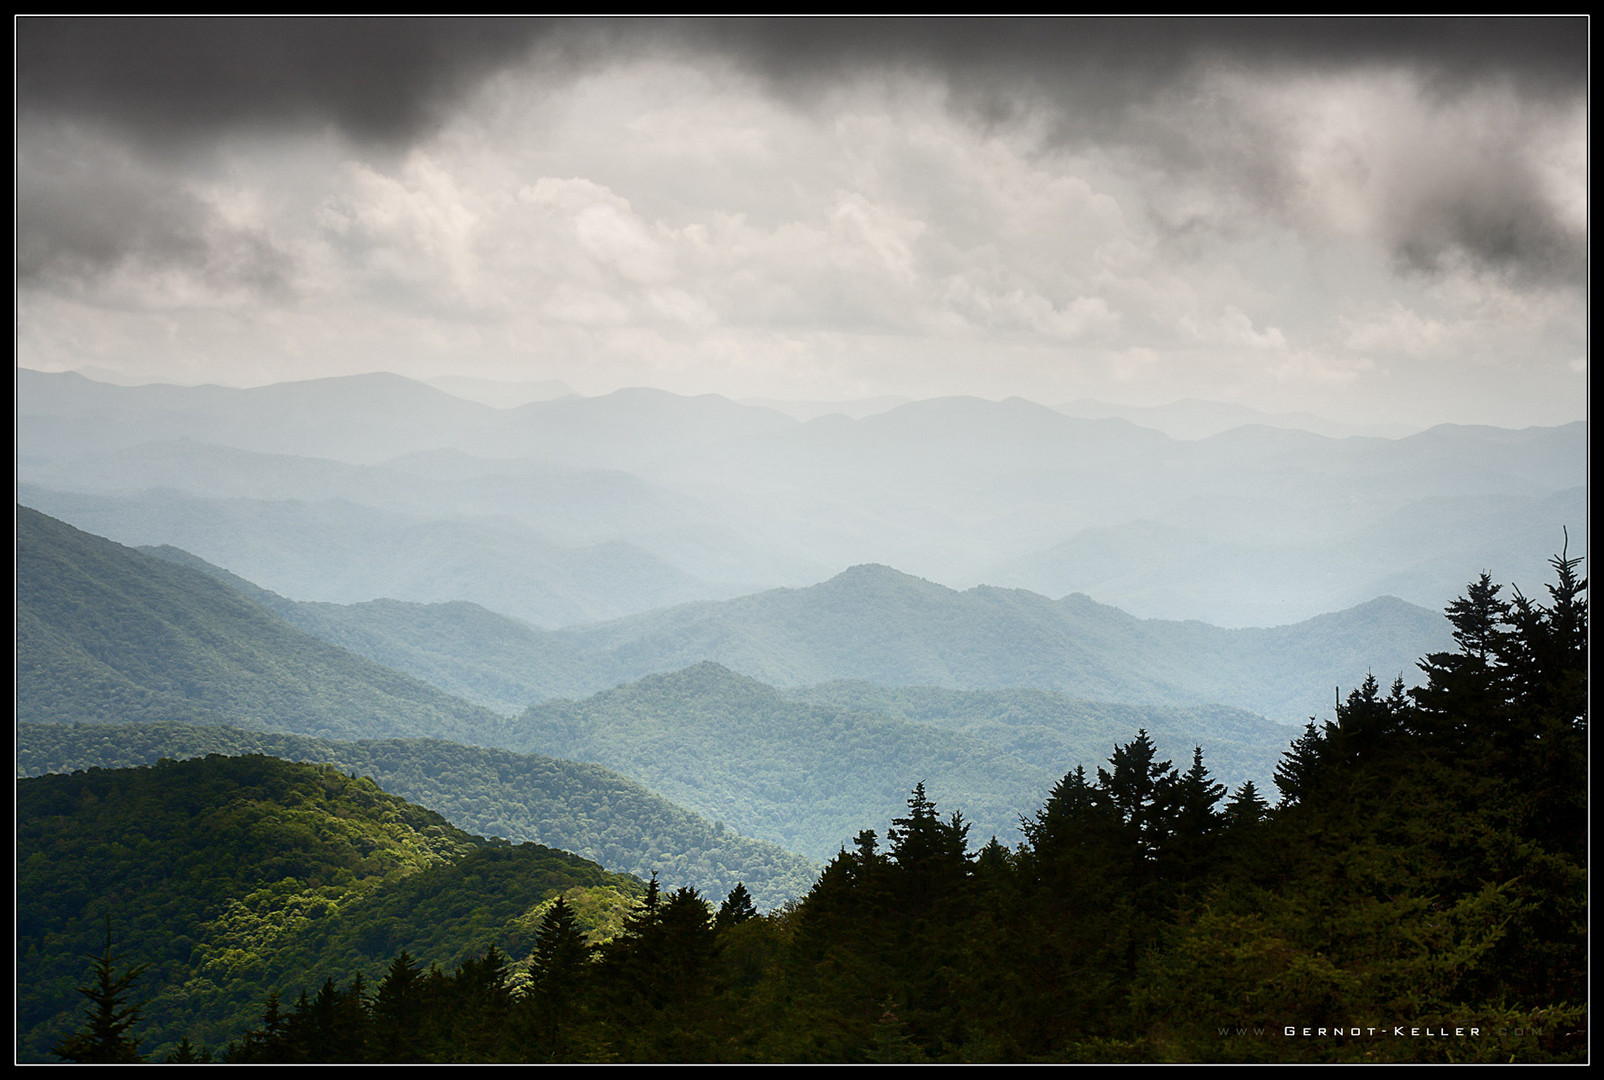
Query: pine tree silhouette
[[52, 916, 148, 1063]]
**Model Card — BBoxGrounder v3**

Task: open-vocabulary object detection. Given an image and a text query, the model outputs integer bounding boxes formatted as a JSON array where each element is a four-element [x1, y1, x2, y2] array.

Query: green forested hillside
[[785, 682, 1289, 793], [16, 506, 512, 745], [514, 662, 1063, 859], [141, 545, 595, 713], [18, 722, 817, 910], [17, 755, 646, 1062]]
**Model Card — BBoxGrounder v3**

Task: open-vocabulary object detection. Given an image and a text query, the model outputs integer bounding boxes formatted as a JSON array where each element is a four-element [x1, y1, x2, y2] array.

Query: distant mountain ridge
[[508, 660, 1297, 862], [511, 660, 1060, 860], [546, 563, 1455, 724], [1055, 396, 1419, 440], [19, 368, 1584, 626], [19, 483, 739, 629], [15, 506, 1298, 872], [136, 541, 1456, 725]]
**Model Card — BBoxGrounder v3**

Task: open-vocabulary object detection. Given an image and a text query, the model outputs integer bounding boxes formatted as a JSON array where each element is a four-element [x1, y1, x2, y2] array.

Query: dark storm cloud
[[16, 17, 559, 145], [16, 18, 1586, 290], [707, 17, 1584, 101], [16, 17, 562, 289], [1389, 149, 1585, 284], [20, 18, 1585, 144], [665, 18, 1591, 288], [15, 140, 293, 295]]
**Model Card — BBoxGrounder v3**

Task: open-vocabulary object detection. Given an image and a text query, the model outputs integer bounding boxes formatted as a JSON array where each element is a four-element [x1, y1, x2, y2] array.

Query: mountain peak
[[829, 564, 944, 587]]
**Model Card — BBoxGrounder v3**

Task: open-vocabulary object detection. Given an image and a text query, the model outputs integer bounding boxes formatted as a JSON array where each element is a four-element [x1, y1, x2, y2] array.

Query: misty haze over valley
[[18, 367, 1583, 633]]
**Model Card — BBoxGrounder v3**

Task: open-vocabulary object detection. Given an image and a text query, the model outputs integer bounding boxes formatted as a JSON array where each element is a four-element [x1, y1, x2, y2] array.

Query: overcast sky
[[15, 18, 1588, 427]]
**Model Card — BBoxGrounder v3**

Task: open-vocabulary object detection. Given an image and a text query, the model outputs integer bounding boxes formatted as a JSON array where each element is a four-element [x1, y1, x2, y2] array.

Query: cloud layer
[[16, 18, 1588, 426]]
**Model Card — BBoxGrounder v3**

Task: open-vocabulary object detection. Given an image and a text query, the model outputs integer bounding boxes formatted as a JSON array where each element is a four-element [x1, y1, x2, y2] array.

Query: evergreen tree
[[888, 782, 971, 895], [440, 946, 514, 1061], [1095, 730, 1178, 868], [716, 882, 758, 931], [1272, 721, 1324, 807], [1021, 765, 1102, 856], [1412, 573, 1511, 738], [52, 919, 148, 1064], [1166, 747, 1226, 889], [371, 952, 425, 1061], [524, 897, 591, 1060], [596, 884, 721, 1059], [1223, 780, 1268, 829], [163, 1036, 213, 1063], [1502, 544, 1587, 726]]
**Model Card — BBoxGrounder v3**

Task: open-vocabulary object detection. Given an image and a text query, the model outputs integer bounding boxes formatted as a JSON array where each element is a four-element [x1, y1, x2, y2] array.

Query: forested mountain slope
[[140, 545, 598, 712], [23, 557, 1585, 1063], [785, 682, 1287, 792], [550, 564, 1454, 723], [18, 483, 730, 630], [18, 721, 817, 910], [513, 663, 1043, 860], [214, 554, 1588, 1063], [17, 755, 646, 1062], [16, 506, 512, 745]]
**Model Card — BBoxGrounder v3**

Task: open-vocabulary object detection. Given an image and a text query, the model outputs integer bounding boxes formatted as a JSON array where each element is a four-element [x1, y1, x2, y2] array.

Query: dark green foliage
[[589, 880, 725, 1060], [521, 898, 592, 1060], [516, 662, 1063, 860], [16, 755, 641, 1063], [1095, 730, 1178, 867], [370, 952, 426, 1061], [163, 1036, 214, 1063], [52, 920, 149, 1063], [1167, 747, 1227, 890], [18, 721, 818, 910], [1222, 779, 1268, 828], [1271, 721, 1324, 807], [716, 883, 758, 931], [1126, 554, 1587, 1062]]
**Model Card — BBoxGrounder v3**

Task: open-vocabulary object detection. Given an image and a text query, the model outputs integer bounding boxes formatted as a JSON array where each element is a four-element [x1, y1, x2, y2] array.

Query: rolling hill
[[18, 720, 818, 911], [17, 754, 646, 1062]]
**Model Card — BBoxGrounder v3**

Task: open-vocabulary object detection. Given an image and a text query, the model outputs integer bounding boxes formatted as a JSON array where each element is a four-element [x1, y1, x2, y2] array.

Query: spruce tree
[[52, 918, 148, 1063], [1095, 730, 1178, 867], [525, 896, 591, 1060], [1272, 721, 1324, 807], [1223, 780, 1268, 829], [1167, 747, 1226, 889], [715, 883, 758, 930]]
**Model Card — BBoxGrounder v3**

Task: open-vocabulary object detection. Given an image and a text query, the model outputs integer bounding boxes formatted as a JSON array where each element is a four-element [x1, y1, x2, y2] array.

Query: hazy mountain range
[[18, 504, 1456, 864], [137, 532, 1453, 726], [18, 368, 1585, 627], [14, 365, 1581, 892]]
